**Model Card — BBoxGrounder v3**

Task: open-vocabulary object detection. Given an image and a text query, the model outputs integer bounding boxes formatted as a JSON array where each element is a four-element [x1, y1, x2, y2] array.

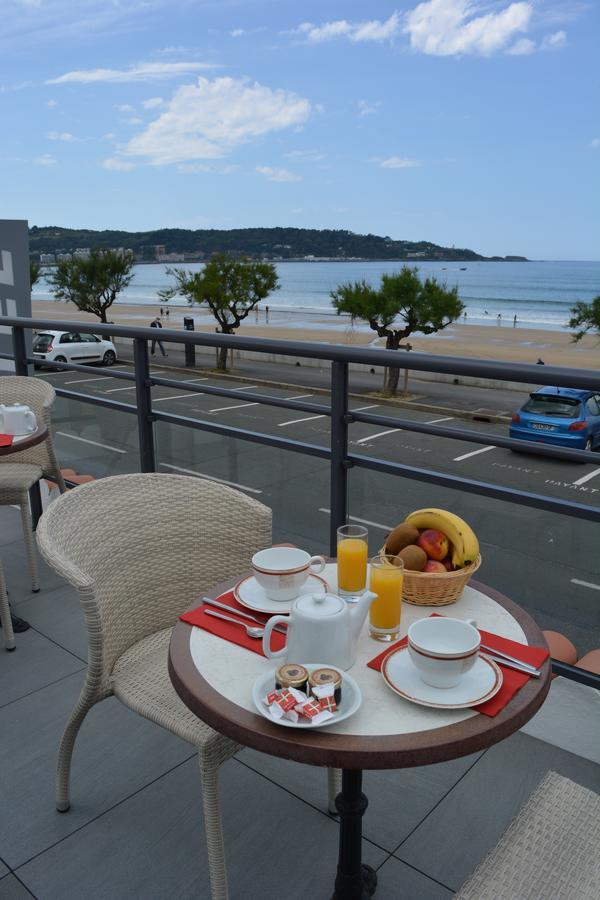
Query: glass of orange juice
[[369, 555, 404, 641], [337, 524, 368, 601]]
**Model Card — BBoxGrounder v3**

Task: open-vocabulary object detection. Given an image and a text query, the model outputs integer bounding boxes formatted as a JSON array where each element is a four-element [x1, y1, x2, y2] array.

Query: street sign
[[0, 220, 31, 372]]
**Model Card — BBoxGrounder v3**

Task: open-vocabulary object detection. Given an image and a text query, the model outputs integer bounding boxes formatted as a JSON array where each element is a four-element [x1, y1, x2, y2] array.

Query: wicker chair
[[0, 561, 15, 650], [38, 472, 334, 899], [0, 377, 66, 591]]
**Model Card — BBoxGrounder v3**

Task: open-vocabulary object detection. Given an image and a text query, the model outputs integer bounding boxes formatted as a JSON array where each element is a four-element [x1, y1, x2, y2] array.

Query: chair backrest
[[36, 473, 272, 686], [0, 376, 58, 475]]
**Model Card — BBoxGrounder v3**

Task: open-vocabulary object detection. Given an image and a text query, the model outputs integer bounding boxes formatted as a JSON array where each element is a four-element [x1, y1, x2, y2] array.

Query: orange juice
[[337, 538, 368, 593], [369, 561, 403, 640]]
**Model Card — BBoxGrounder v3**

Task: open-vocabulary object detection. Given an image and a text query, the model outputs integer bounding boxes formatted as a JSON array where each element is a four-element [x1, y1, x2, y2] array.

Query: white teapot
[[0, 403, 36, 436], [262, 590, 377, 671]]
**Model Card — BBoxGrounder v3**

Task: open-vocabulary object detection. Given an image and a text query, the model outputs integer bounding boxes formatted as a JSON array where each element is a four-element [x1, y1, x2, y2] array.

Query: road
[[38, 362, 600, 656]]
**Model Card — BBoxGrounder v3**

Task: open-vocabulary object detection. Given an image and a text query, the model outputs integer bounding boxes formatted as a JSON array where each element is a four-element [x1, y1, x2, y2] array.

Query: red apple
[[442, 556, 454, 572], [424, 560, 447, 573], [417, 529, 449, 561]]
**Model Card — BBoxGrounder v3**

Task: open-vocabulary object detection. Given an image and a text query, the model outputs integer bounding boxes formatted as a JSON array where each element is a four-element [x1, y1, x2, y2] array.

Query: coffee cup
[[407, 617, 480, 689], [0, 403, 37, 436], [252, 548, 326, 602]]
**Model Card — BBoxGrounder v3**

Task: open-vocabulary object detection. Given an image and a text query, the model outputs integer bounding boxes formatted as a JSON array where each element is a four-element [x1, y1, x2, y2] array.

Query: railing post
[[12, 326, 29, 376], [330, 360, 349, 556], [133, 337, 157, 472]]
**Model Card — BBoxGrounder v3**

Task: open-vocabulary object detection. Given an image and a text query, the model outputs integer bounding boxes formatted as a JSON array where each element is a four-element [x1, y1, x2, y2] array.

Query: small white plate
[[382, 647, 503, 710], [252, 663, 362, 729], [234, 573, 328, 615]]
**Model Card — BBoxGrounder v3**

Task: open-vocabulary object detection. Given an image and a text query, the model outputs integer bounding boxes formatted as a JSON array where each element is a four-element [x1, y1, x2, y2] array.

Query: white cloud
[[102, 157, 136, 171], [127, 117, 144, 125], [47, 61, 217, 85], [295, 12, 400, 43], [507, 37, 536, 55], [283, 149, 326, 162], [178, 162, 239, 174], [380, 156, 421, 169], [46, 130, 79, 142], [35, 154, 56, 166], [230, 28, 244, 37], [357, 99, 382, 116], [405, 0, 532, 57], [142, 96, 164, 109], [541, 30, 566, 49], [118, 103, 135, 113], [256, 166, 301, 182], [589, 138, 600, 149], [46, 98, 57, 107], [121, 76, 311, 166]]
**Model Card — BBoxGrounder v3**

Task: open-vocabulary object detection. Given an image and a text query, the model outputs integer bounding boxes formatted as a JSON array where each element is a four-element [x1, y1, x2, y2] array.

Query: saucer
[[252, 664, 361, 730], [234, 573, 328, 615], [382, 647, 503, 709]]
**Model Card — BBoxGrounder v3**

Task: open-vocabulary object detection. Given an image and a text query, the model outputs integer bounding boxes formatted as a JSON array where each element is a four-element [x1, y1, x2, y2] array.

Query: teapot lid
[[296, 592, 344, 617]]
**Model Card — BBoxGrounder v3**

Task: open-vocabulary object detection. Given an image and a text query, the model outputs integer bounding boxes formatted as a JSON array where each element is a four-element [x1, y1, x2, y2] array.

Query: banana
[[404, 508, 479, 568]]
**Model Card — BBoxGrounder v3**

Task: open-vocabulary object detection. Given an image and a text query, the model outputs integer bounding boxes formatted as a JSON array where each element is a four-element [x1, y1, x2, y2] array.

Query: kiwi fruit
[[385, 522, 420, 556], [397, 544, 428, 572]]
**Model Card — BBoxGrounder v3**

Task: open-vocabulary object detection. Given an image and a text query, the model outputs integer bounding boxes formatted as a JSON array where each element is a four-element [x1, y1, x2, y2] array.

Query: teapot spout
[[349, 590, 378, 640]]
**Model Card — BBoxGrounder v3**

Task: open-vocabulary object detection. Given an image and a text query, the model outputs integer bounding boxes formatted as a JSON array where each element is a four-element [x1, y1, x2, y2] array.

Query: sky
[[1, 0, 599, 260]]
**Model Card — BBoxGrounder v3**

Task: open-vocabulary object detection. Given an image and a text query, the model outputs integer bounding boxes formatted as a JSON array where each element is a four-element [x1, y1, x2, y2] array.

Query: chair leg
[[199, 758, 229, 900], [328, 767, 342, 814], [19, 494, 40, 592], [56, 688, 98, 811], [0, 563, 15, 650]]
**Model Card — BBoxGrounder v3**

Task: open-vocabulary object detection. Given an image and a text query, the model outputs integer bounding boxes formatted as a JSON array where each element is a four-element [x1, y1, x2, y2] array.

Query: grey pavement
[[0, 504, 598, 899]]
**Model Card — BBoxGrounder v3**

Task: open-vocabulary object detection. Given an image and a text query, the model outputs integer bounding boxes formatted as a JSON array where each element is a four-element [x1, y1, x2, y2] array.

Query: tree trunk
[[99, 308, 107, 323], [216, 345, 229, 371], [383, 334, 401, 395]]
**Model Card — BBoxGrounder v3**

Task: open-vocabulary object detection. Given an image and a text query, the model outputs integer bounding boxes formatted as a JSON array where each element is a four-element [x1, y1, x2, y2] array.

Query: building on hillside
[[40, 253, 56, 265]]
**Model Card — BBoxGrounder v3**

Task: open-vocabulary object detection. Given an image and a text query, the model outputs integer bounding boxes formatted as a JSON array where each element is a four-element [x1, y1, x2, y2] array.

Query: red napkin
[[0, 434, 14, 447], [367, 616, 549, 717], [179, 591, 287, 657]]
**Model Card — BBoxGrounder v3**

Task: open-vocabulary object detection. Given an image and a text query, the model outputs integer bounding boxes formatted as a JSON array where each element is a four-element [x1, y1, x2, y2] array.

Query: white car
[[33, 330, 118, 368]]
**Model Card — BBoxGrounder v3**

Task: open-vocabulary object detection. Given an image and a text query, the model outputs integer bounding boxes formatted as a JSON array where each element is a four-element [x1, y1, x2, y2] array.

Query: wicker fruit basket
[[378, 548, 481, 607]]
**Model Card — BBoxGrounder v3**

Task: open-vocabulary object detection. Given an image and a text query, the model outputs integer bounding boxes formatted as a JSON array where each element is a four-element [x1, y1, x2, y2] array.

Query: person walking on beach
[[497, 313, 502, 325], [150, 316, 167, 356], [513, 314, 517, 327], [536, 358, 545, 365]]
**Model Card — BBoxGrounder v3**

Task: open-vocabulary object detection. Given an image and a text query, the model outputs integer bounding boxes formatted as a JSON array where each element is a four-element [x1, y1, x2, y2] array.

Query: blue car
[[510, 387, 600, 452]]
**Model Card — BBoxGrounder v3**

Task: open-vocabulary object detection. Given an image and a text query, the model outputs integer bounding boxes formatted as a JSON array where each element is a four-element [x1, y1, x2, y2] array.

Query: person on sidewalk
[[150, 316, 167, 356]]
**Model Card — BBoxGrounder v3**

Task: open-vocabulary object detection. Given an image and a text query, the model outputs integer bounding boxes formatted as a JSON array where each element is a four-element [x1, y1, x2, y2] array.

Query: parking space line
[[56, 431, 127, 454], [153, 393, 200, 402], [355, 428, 400, 445], [104, 385, 136, 393], [571, 578, 600, 591], [183, 377, 209, 383], [232, 385, 258, 391], [208, 402, 259, 413], [318, 508, 392, 531], [425, 416, 454, 425], [287, 394, 313, 400], [160, 463, 262, 494], [65, 376, 115, 385], [352, 405, 380, 412], [453, 445, 496, 462], [278, 414, 326, 427], [572, 467, 600, 487]]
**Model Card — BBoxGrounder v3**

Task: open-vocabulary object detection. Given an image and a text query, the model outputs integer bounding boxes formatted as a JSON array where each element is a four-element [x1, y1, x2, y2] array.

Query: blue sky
[[1, 0, 598, 259]]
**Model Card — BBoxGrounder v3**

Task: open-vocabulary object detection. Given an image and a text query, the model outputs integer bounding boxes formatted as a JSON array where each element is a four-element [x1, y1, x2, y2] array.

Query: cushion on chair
[[455, 771, 600, 899], [111, 627, 239, 762]]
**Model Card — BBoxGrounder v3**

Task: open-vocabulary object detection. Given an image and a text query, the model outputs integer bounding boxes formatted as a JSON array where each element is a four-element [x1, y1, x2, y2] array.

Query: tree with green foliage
[[331, 266, 464, 394], [29, 261, 40, 288], [160, 254, 279, 371], [48, 250, 134, 323], [569, 296, 600, 343]]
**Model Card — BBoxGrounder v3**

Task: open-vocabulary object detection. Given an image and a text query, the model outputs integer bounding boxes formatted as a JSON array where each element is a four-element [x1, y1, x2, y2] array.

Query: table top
[[169, 566, 551, 770], [0, 423, 48, 457]]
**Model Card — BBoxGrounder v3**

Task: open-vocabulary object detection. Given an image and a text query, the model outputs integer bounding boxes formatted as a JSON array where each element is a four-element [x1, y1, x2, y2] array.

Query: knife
[[201, 596, 289, 635], [480, 642, 542, 674]]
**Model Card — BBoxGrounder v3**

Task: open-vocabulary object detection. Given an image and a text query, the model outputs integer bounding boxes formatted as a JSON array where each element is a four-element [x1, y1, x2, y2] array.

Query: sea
[[33, 259, 600, 333]]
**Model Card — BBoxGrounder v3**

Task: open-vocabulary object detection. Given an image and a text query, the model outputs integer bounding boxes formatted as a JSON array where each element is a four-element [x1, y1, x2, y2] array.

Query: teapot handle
[[25, 411, 37, 433], [262, 615, 289, 659]]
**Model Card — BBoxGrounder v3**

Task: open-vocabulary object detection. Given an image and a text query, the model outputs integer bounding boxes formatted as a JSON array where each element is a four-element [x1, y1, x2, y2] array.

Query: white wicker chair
[[37, 472, 337, 899], [0, 376, 66, 591], [0, 561, 15, 650]]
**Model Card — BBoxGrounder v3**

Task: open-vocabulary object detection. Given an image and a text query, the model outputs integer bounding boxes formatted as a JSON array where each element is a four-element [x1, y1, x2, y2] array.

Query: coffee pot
[[262, 590, 377, 671], [0, 403, 36, 436]]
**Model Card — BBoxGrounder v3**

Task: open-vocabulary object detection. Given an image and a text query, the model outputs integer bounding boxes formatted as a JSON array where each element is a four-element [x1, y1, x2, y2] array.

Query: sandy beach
[[31, 298, 599, 370]]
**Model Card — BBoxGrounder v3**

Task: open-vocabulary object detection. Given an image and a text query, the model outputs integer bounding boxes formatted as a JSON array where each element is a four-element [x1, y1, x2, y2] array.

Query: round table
[[0, 423, 48, 457], [169, 567, 551, 899]]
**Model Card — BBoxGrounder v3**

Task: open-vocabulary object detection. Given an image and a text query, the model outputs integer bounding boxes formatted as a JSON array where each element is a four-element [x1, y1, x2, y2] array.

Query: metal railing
[[2, 315, 599, 688]]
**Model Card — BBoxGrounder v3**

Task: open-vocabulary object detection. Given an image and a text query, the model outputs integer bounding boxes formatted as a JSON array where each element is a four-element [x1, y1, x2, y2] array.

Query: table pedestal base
[[331, 770, 377, 900]]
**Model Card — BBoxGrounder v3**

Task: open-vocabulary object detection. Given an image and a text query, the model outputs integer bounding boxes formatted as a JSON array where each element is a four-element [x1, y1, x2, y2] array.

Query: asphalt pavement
[[37, 361, 600, 656]]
